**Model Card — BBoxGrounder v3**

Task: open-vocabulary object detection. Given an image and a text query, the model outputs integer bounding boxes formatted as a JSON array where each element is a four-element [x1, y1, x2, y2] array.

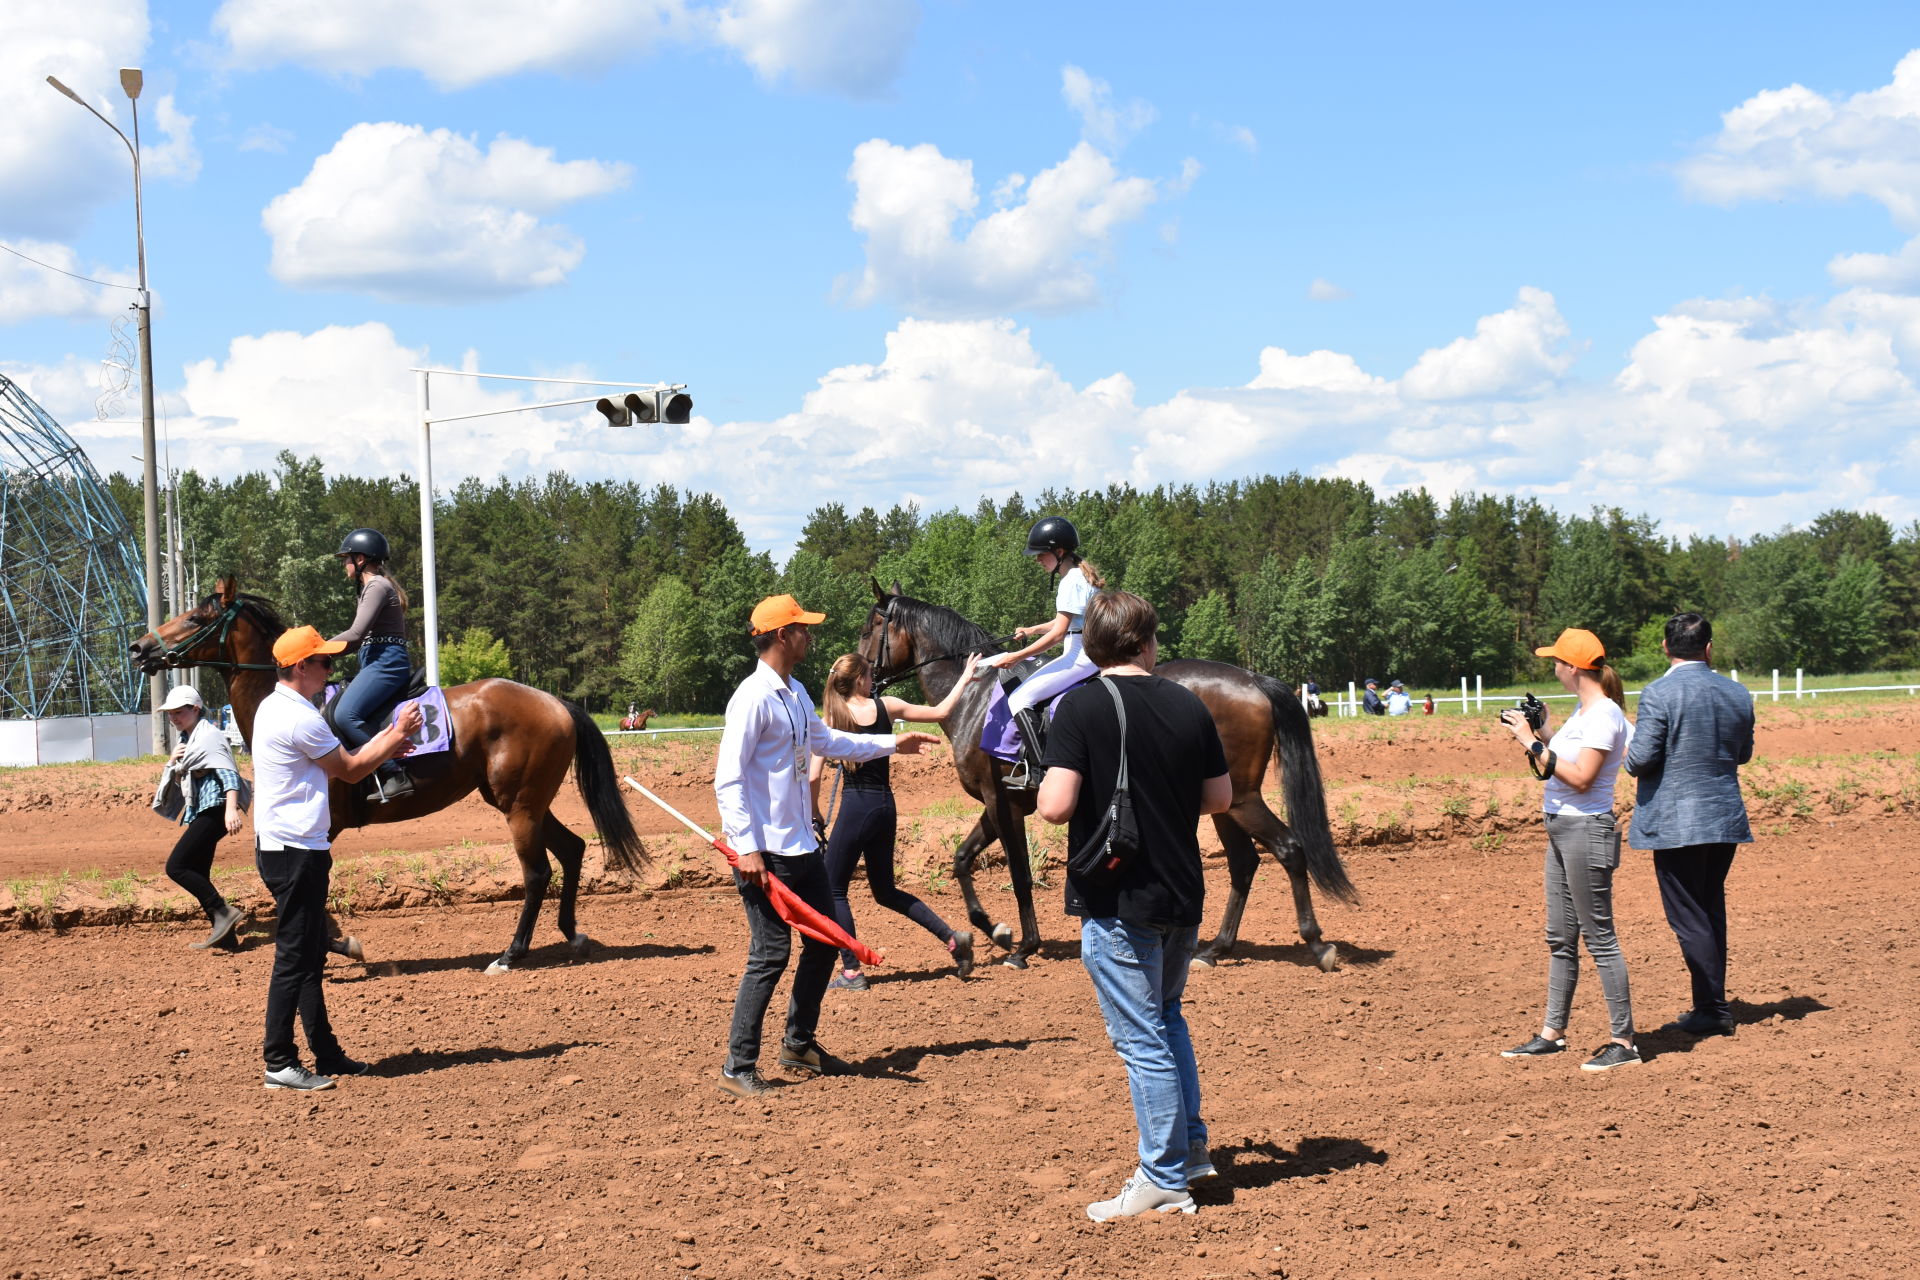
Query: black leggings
[[165, 807, 230, 922], [823, 787, 953, 969]]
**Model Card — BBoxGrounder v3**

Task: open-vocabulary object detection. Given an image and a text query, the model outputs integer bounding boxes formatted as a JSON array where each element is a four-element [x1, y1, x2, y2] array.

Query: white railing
[[1319, 666, 1920, 716]]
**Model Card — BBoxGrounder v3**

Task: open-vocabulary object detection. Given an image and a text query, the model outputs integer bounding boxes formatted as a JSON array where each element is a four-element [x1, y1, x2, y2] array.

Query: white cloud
[[0, 0, 195, 238], [0, 241, 136, 324], [1306, 277, 1350, 302], [1061, 65, 1155, 152], [214, 0, 916, 97], [715, 0, 919, 100], [1400, 286, 1575, 400], [238, 123, 293, 154], [261, 123, 631, 302], [215, 0, 692, 91], [843, 137, 1163, 315]]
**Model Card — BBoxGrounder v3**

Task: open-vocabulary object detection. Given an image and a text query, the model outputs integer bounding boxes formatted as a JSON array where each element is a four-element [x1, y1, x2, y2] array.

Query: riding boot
[[1006, 707, 1050, 792], [370, 761, 415, 805]]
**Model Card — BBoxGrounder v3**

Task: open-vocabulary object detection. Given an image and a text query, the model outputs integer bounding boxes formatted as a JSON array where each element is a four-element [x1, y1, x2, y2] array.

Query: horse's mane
[[889, 593, 994, 655], [233, 593, 288, 637]]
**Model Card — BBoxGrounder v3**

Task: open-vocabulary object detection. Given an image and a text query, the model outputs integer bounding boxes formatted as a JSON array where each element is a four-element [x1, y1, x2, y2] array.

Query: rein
[[155, 598, 279, 672], [868, 598, 1016, 695]]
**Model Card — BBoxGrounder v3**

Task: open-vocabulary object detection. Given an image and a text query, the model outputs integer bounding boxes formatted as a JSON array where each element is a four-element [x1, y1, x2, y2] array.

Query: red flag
[[622, 777, 884, 966]]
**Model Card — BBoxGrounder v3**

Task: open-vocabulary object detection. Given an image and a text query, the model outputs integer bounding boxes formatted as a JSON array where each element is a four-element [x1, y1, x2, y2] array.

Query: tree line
[[108, 454, 1920, 713]]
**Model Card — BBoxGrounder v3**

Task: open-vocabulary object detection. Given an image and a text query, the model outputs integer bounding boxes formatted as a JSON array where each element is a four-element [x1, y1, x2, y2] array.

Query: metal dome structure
[[0, 373, 147, 719]]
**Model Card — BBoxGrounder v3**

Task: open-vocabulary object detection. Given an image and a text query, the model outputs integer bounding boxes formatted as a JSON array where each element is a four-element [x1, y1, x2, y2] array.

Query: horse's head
[[859, 577, 915, 686], [130, 576, 278, 674]]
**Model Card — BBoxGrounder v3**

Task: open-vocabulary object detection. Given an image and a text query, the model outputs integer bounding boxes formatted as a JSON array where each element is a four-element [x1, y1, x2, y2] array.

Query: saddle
[[320, 664, 455, 805], [978, 665, 1096, 767], [320, 662, 431, 739]]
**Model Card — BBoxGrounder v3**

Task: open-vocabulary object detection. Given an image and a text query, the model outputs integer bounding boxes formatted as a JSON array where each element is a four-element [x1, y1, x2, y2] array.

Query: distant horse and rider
[[131, 576, 647, 975]]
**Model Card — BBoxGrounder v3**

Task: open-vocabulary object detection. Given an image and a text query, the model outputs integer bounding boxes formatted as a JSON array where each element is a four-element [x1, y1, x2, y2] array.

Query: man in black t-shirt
[[1039, 590, 1232, 1222]]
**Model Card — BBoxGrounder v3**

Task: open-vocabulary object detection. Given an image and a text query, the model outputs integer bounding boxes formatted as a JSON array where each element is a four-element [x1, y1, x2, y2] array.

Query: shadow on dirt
[[857, 1036, 1072, 1082], [337, 940, 715, 978], [1639, 995, 1830, 1060], [1196, 1135, 1390, 1203], [1212, 940, 1396, 968], [375, 1041, 596, 1077]]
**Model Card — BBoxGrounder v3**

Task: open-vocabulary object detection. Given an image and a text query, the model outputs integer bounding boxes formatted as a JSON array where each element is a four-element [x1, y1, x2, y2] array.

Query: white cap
[[159, 685, 203, 712]]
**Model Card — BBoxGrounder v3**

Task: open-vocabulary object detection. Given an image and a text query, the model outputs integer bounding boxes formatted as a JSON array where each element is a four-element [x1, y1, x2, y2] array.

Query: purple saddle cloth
[[980, 670, 1096, 762]]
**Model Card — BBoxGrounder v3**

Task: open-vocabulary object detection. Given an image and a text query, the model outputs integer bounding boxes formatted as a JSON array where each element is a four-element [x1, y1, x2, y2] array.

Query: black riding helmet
[[1024, 516, 1079, 560], [335, 528, 390, 561]]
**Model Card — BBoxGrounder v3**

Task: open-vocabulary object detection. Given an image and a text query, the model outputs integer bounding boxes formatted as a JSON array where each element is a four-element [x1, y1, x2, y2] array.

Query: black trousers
[[823, 788, 953, 969], [256, 845, 346, 1070], [1652, 844, 1738, 1021], [165, 808, 229, 922], [725, 852, 837, 1074]]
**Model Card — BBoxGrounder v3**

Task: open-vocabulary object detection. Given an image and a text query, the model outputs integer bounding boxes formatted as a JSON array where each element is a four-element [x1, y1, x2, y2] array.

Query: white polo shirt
[[253, 683, 342, 850], [714, 660, 896, 857]]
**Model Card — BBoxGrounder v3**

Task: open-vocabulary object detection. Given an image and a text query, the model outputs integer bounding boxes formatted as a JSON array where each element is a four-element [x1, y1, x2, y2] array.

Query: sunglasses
[[306, 655, 334, 670]]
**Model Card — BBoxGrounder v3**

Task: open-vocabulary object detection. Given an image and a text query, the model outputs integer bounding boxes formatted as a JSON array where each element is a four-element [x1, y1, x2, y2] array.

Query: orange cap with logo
[[273, 625, 348, 668], [749, 594, 826, 636], [1534, 628, 1606, 671]]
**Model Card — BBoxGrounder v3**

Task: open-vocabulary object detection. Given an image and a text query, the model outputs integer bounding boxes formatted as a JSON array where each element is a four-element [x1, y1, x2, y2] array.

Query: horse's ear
[[870, 576, 887, 602], [889, 578, 904, 596], [215, 576, 237, 606]]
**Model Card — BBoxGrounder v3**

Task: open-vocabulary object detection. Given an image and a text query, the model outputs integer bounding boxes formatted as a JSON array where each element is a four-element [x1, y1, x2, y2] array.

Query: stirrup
[[1004, 759, 1036, 791], [370, 765, 415, 805]]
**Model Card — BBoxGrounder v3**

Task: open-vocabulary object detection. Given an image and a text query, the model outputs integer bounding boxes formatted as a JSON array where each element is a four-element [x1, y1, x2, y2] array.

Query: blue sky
[[6, 1, 1920, 552]]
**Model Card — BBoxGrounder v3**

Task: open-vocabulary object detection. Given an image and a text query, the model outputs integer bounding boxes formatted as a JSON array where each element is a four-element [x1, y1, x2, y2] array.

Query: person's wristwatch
[[1528, 741, 1547, 760]]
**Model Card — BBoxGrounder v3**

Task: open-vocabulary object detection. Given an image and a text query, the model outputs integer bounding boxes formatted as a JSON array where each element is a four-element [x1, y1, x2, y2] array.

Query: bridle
[[149, 598, 280, 673], [865, 596, 1016, 696]]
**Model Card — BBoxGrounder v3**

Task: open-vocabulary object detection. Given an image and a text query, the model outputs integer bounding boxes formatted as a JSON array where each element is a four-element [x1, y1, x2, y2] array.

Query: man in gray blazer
[[1623, 613, 1755, 1037]]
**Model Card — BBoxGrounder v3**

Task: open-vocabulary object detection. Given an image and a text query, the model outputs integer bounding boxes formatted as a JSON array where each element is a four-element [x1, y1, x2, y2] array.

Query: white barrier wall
[[0, 715, 148, 767]]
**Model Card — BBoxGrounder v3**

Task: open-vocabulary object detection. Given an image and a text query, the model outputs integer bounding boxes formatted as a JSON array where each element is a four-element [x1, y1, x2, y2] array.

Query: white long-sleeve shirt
[[714, 660, 896, 857]]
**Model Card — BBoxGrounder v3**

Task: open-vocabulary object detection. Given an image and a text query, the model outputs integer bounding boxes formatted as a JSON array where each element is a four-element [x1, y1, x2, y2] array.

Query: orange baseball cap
[[273, 625, 348, 668], [749, 594, 826, 635], [1535, 628, 1606, 670]]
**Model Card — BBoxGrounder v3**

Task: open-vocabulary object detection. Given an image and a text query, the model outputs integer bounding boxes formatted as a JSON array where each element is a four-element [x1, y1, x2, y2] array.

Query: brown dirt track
[[3, 703, 1918, 1278]]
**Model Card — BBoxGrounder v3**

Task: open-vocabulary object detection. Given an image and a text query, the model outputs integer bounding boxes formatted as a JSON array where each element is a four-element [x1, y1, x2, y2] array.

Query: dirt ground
[[2, 700, 1917, 1278]]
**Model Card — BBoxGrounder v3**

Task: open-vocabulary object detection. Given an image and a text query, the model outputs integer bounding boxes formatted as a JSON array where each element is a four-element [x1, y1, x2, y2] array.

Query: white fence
[[1321, 668, 1920, 717]]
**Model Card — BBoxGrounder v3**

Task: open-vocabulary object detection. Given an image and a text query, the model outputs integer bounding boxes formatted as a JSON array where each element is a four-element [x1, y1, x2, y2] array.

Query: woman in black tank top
[[808, 651, 979, 987]]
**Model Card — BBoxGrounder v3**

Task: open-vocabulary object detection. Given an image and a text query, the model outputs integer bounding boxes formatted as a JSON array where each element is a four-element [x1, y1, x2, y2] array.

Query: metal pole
[[417, 370, 440, 686], [129, 98, 165, 754]]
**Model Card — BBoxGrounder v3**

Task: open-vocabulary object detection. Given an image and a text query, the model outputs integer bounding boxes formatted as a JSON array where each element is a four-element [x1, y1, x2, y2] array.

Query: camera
[[1497, 692, 1547, 734]]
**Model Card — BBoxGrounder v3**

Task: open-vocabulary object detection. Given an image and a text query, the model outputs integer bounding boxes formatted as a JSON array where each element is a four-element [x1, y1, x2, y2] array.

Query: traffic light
[[595, 387, 693, 427]]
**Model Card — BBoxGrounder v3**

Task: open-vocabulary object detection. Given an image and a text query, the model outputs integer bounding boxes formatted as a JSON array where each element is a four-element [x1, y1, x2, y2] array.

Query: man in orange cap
[[252, 625, 422, 1091], [713, 596, 942, 1098]]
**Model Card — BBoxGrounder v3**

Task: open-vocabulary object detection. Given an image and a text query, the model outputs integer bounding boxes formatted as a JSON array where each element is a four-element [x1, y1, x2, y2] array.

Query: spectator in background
[[1422, 692, 1435, 715], [1362, 679, 1386, 715], [1385, 681, 1412, 716], [1624, 612, 1755, 1040], [156, 684, 248, 952]]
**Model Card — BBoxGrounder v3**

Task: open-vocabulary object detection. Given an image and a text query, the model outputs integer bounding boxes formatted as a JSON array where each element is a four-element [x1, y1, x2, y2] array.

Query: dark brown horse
[[131, 577, 646, 974], [860, 584, 1355, 970]]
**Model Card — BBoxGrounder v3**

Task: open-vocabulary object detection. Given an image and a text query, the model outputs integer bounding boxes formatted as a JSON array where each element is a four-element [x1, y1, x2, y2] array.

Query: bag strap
[[1101, 675, 1129, 793]]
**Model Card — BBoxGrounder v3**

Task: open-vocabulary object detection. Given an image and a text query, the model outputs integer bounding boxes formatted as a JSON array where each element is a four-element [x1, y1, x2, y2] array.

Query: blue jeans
[[334, 642, 410, 749], [1080, 917, 1207, 1190]]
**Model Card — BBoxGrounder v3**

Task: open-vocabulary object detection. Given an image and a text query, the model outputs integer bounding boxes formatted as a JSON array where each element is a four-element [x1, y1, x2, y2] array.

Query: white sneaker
[[1086, 1167, 1196, 1222], [1186, 1141, 1218, 1182]]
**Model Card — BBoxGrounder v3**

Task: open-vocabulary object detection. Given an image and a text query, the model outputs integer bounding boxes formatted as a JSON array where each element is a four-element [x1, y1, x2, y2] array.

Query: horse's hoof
[[990, 923, 1014, 950], [999, 953, 1029, 970], [1316, 944, 1341, 973], [1190, 955, 1217, 970], [484, 958, 511, 976], [569, 930, 592, 959]]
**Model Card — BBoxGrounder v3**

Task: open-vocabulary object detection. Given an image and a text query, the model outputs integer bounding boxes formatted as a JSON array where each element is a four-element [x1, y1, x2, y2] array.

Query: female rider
[[158, 684, 247, 950], [983, 516, 1106, 788], [330, 528, 413, 803], [1498, 627, 1639, 1073], [808, 651, 979, 988]]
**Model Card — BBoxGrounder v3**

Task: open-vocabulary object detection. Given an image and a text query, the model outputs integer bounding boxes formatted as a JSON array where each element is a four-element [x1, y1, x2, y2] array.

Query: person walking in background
[[713, 596, 942, 1099], [1361, 678, 1386, 715], [1038, 590, 1233, 1221], [156, 685, 248, 951], [253, 625, 421, 1092], [1497, 628, 1640, 1073], [1624, 613, 1755, 1039], [1385, 680, 1412, 715], [1422, 692, 1435, 715], [809, 650, 980, 989]]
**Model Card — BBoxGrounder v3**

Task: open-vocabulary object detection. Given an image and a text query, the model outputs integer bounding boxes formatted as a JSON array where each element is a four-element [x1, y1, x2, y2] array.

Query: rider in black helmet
[[330, 529, 414, 802], [983, 516, 1106, 788]]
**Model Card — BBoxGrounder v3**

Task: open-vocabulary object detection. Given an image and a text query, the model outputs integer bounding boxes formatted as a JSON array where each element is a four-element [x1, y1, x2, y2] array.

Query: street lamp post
[[47, 68, 166, 753], [411, 368, 691, 686]]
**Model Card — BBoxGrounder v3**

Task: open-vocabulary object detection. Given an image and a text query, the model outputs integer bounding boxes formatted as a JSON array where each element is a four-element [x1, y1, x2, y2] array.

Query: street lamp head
[[46, 75, 84, 104], [120, 68, 143, 100]]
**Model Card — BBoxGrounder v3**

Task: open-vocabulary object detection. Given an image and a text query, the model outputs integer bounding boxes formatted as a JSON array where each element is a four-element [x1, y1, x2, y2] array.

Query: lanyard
[[776, 686, 806, 772]]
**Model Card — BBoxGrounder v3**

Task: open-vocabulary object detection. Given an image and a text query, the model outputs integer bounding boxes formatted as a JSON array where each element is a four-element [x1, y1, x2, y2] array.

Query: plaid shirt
[[181, 767, 242, 825]]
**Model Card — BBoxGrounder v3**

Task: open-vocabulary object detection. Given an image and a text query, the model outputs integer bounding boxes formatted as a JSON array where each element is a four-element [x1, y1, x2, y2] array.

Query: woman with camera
[[1498, 628, 1639, 1072]]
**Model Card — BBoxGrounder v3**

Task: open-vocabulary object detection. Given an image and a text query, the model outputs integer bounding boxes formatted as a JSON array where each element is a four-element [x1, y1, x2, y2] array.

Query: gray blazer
[[1623, 661, 1754, 850]]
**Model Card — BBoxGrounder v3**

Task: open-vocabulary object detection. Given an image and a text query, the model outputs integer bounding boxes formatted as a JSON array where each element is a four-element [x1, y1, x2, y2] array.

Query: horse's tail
[[566, 701, 648, 876], [1254, 673, 1355, 904]]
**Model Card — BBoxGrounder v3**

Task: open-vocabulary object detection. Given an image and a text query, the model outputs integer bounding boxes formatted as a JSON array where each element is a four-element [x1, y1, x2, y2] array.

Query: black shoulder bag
[[1066, 677, 1143, 883]]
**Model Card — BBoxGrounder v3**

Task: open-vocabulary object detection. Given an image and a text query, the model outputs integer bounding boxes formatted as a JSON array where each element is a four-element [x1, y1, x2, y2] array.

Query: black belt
[[365, 635, 407, 646]]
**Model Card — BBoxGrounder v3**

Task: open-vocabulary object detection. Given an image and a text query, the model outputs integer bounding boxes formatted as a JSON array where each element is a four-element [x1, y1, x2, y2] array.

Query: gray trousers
[[1541, 811, 1634, 1040]]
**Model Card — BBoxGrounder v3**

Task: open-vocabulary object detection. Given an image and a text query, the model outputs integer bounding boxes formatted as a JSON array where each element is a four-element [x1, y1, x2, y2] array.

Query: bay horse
[[860, 583, 1355, 970], [131, 577, 646, 974]]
